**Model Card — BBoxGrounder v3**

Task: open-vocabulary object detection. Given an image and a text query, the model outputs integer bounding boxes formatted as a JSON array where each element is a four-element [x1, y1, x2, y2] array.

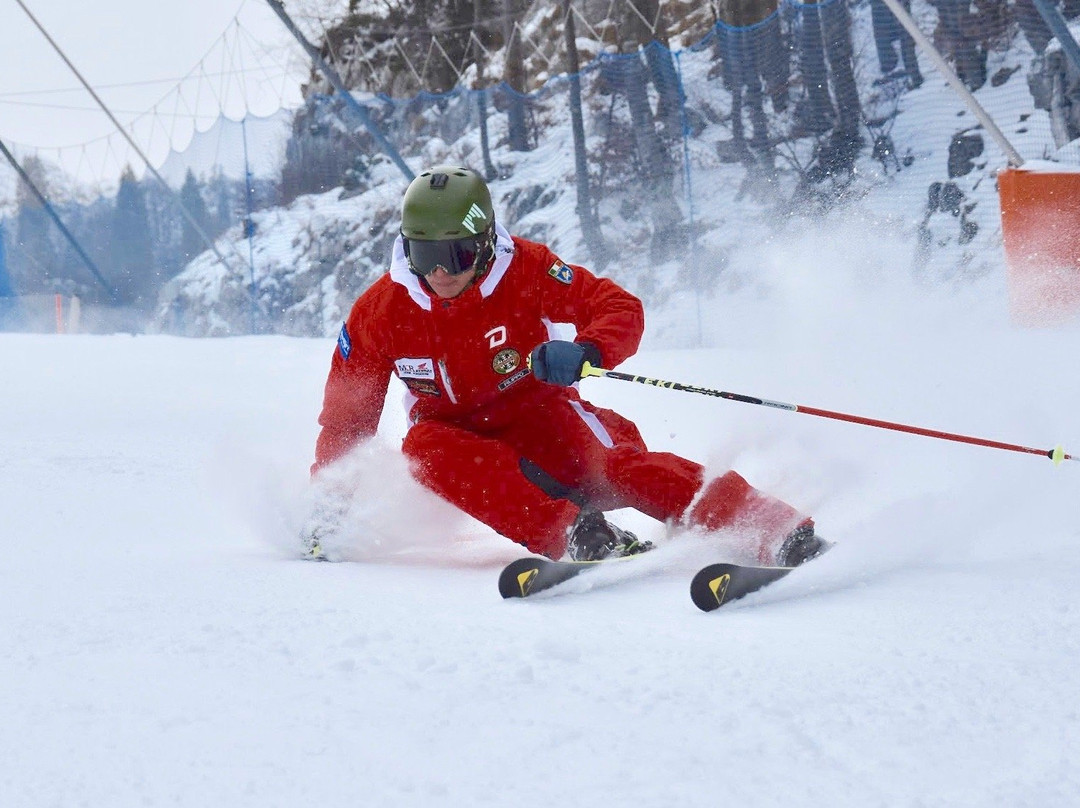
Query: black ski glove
[[529, 340, 602, 386]]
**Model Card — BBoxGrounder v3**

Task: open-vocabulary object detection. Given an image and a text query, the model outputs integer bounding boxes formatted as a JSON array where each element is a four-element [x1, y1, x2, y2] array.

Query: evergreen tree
[[0, 223, 13, 297], [179, 169, 211, 263], [111, 166, 155, 308], [13, 155, 56, 294], [208, 170, 234, 235], [142, 181, 183, 283], [609, 2, 683, 259], [52, 198, 110, 302]]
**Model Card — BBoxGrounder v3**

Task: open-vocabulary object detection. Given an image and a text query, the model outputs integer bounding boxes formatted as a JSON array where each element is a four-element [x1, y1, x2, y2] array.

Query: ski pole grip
[[527, 349, 605, 382]]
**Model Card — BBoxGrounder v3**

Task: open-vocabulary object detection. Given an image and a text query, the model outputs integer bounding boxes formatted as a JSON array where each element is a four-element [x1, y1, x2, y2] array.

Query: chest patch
[[395, 357, 436, 380], [498, 368, 530, 391], [492, 348, 521, 375], [547, 260, 574, 285], [404, 379, 441, 397]]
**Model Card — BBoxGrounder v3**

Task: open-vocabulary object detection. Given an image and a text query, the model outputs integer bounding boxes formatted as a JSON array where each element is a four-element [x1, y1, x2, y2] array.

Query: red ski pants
[[402, 390, 807, 560]]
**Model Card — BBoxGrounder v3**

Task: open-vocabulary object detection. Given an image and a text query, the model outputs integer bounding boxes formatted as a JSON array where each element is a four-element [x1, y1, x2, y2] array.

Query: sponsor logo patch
[[547, 260, 574, 285], [395, 358, 436, 380], [497, 368, 530, 391], [337, 323, 352, 360], [491, 348, 521, 375], [404, 379, 441, 397]]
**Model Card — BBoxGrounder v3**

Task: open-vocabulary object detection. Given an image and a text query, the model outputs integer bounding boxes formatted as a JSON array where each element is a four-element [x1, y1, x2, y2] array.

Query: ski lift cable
[[6, 3, 295, 163], [0, 69, 285, 99], [233, 21, 308, 106], [13, 0, 241, 275]]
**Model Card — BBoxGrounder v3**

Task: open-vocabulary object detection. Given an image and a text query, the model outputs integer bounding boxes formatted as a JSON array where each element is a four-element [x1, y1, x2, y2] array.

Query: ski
[[498, 554, 652, 599], [498, 557, 598, 598], [691, 538, 835, 612], [502, 547, 831, 606], [689, 563, 796, 612]]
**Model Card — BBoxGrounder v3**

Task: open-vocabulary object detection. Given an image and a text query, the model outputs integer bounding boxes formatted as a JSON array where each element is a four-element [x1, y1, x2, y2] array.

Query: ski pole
[[580, 364, 1075, 465]]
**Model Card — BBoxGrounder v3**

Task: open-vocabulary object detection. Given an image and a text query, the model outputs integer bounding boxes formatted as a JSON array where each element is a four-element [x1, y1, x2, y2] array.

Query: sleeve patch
[[337, 323, 352, 360], [547, 260, 574, 285]]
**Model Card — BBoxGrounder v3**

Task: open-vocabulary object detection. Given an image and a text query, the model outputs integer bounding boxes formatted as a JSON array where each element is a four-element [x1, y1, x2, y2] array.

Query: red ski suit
[[313, 226, 807, 559]]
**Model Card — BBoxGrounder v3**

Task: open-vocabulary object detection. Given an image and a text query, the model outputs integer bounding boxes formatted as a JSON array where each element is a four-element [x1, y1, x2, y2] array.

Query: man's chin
[[430, 284, 458, 298]]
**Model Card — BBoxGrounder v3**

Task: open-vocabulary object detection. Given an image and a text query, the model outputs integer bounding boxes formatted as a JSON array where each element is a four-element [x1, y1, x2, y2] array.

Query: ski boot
[[301, 528, 328, 561], [776, 521, 828, 567], [567, 508, 653, 562]]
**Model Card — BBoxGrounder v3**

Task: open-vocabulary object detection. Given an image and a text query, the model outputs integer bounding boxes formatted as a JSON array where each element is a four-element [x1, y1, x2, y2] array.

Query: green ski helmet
[[401, 165, 496, 278]]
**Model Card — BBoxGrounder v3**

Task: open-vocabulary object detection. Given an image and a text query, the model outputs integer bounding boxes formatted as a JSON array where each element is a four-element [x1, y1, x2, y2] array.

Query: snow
[[1014, 158, 1080, 172], [5, 5, 1080, 801], [3, 229, 1080, 805]]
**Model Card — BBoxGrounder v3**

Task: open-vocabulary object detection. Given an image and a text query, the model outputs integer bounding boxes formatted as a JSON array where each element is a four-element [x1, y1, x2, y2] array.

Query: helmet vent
[[429, 173, 449, 189]]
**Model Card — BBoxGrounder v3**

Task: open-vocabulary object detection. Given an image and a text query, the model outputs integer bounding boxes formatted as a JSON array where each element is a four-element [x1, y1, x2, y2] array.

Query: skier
[[305, 165, 825, 566]]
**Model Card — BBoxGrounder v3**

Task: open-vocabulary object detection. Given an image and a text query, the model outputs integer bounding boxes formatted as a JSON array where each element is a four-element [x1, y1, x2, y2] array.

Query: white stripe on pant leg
[[569, 400, 614, 448]]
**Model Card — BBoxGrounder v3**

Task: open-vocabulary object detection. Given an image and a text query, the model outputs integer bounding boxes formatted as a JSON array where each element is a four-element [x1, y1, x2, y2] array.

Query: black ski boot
[[776, 521, 828, 567], [566, 508, 653, 562]]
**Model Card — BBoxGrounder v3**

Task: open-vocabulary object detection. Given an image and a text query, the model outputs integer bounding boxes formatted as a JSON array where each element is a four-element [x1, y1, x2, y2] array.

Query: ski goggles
[[403, 234, 485, 277]]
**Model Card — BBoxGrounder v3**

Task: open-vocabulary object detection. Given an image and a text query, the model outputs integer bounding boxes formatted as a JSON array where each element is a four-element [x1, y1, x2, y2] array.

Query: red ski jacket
[[313, 226, 645, 471]]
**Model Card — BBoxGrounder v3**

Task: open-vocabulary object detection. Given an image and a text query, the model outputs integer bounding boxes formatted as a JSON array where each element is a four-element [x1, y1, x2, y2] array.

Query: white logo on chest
[[395, 358, 436, 380], [484, 326, 507, 349]]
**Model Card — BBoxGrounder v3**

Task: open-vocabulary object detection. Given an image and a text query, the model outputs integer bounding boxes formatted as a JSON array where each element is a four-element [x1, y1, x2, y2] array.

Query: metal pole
[[0, 225, 20, 329], [241, 118, 259, 335], [875, 0, 1025, 167], [0, 137, 118, 299], [1030, 0, 1080, 75], [264, 0, 415, 183]]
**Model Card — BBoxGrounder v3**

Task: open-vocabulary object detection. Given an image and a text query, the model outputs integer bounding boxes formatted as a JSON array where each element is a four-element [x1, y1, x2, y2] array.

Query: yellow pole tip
[[1051, 445, 1065, 466]]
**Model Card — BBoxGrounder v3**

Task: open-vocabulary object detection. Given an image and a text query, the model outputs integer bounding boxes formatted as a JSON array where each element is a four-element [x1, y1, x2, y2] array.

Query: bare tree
[[611, 0, 683, 258], [563, 0, 607, 265], [502, 0, 531, 150]]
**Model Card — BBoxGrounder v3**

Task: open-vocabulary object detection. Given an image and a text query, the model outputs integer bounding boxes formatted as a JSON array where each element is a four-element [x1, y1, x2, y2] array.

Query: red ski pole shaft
[[582, 364, 1075, 465]]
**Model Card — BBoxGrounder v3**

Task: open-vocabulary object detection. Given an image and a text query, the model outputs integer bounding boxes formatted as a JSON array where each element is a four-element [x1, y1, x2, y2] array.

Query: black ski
[[691, 538, 834, 612], [689, 563, 796, 611], [498, 557, 603, 598], [501, 549, 828, 606]]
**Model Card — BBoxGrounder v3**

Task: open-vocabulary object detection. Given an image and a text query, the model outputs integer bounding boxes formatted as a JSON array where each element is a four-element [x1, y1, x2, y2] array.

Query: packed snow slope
[[3, 234, 1079, 806]]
